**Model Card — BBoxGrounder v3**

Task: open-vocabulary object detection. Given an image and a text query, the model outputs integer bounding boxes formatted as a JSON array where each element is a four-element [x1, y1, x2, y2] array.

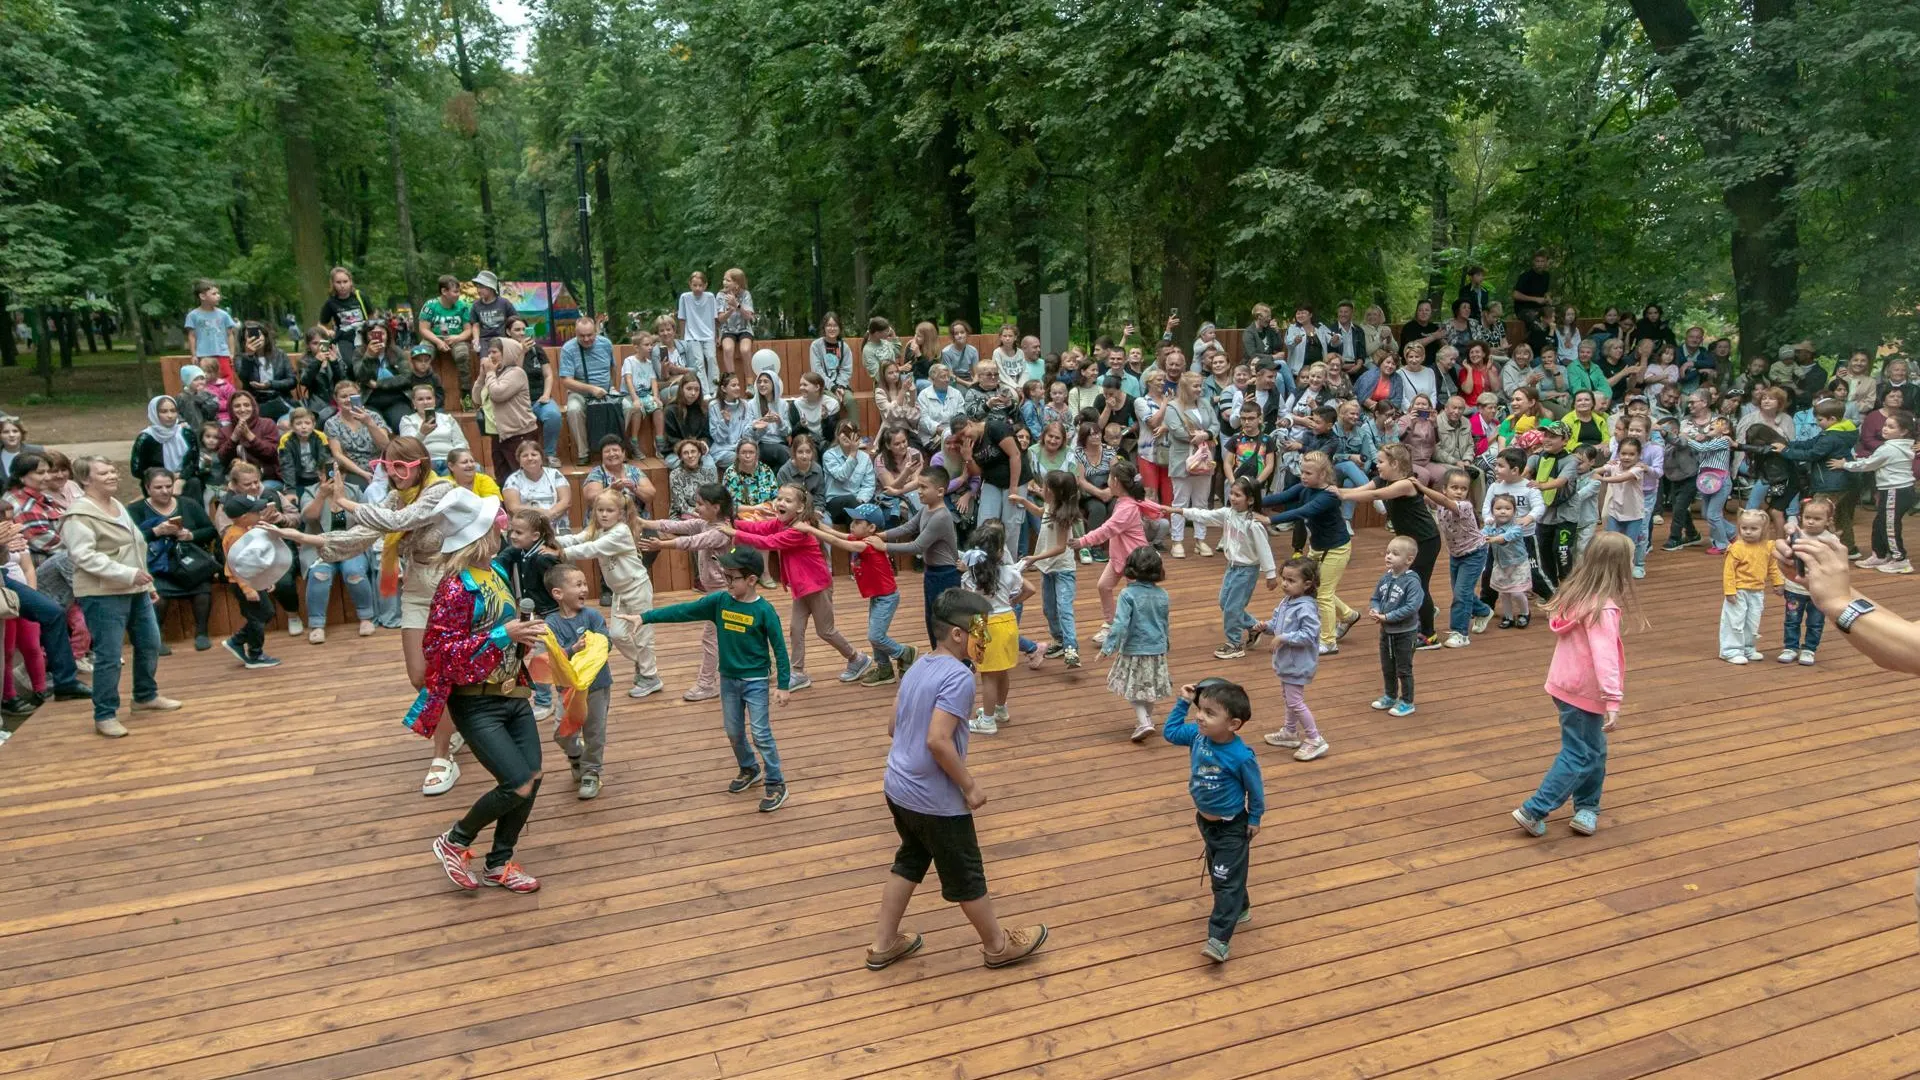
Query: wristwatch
[[1836, 598, 1876, 634]]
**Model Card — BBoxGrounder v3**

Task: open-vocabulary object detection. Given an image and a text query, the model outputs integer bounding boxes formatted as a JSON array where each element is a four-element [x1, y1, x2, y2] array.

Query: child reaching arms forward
[[1163, 678, 1264, 963], [1261, 556, 1329, 761]]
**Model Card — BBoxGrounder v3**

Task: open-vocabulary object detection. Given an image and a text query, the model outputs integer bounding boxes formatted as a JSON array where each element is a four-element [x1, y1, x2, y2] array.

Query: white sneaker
[[1443, 631, 1469, 648], [1632, 566, 1646, 579], [308, 626, 326, 645], [1746, 648, 1764, 661], [1877, 559, 1913, 574], [838, 654, 874, 682], [1171, 542, 1186, 559], [1470, 613, 1493, 634], [1293, 736, 1329, 762], [287, 616, 304, 636], [1025, 646, 1045, 670], [786, 671, 813, 691], [1776, 649, 1799, 664], [1798, 650, 1817, 665], [1092, 624, 1110, 648], [1263, 729, 1303, 749], [1723, 654, 1749, 665], [358, 619, 377, 637], [682, 684, 720, 702], [628, 676, 665, 699], [1079, 548, 1092, 564], [1196, 541, 1214, 557], [1857, 554, 1888, 568], [1129, 720, 1156, 743], [968, 709, 998, 735]]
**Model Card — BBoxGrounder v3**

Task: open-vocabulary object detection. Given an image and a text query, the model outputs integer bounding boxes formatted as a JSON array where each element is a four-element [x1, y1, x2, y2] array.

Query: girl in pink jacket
[[1071, 459, 1167, 640], [1513, 530, 1635, 839], [723, 484, 870, 690]]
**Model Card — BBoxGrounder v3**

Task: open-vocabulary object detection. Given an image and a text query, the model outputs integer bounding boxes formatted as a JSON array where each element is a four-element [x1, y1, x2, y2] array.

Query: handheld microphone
[[519, 597, 536, 620]]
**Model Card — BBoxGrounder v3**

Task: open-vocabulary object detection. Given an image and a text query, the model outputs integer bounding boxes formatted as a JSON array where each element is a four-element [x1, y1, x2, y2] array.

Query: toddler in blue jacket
[[1369, 535, 1425, 716], [1164, 678, 1264, 963]]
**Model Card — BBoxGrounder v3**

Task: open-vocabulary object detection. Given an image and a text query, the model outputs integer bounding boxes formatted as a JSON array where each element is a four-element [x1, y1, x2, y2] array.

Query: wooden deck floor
[[3, 530, 1919, 1080]]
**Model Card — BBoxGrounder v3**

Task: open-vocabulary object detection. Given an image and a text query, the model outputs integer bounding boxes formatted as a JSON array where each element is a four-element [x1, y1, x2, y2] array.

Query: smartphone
[[1787, 530, 1807, 576], [348, 394, 363, 410], [1170, 307, 1179, 318]]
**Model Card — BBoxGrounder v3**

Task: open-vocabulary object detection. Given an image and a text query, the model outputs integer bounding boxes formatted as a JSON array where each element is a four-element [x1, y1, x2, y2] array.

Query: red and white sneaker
[[432, 833, 479, 890], [482, 861, 541, 893]]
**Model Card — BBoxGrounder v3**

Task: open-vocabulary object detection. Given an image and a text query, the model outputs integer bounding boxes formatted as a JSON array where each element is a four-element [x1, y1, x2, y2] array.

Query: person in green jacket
[[639, 546, 795, 812]]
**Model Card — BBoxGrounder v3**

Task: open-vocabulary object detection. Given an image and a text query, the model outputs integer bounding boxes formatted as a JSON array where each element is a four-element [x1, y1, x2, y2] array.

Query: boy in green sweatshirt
[[639, 547, 795, 811]]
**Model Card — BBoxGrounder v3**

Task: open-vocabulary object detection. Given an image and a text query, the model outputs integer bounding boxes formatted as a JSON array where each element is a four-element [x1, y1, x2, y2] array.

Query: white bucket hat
[[225, 527, 293, 593], [436, 487, 503, 553]]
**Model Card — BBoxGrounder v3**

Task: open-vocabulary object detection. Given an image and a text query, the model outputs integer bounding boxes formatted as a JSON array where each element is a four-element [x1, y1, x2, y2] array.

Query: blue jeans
[[1784, 591, 1824, 652], [77, 592, 162, 721], [1332, 459, 1368, 522], [532, 399, 564, 459], [1220, 563, 1259, 647], [304, 551, 375, 628], [977, 483, 1025, 559], [1608, 517, 1647, 567], [720, 676, 782, 783], [1041, 569, 1077, 651], [866, 592, 906, 661], [923, 564, 962, 645], [1671, 481, 1732, 547], [5, 579, 81, 691], [1448, 548, 1491, 635], [1522, 697, 1609, 818]]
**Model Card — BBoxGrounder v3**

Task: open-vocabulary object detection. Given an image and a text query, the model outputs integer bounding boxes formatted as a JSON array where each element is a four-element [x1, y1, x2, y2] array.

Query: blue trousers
[[1041, 569, 1077, 651], [304, 551, 376, 628], [1332, 459, 1368, 521], [77, 592, 162, 721], [923, 564, 962, 646], [1447, 547, 1491, 635], [1220, 563, 1259, 647], [1784, 591, 1824, 652], [532, 399, 564, 458], [867, 591, 906, 661], [1522, 697, 1609, 818], [720, 676, 783, 783]]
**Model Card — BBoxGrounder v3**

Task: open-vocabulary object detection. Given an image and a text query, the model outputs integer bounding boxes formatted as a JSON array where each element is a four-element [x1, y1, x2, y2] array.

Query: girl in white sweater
[[1832, 408, 1917, 573], [559, 491, 665, 696], [1178, 476, 1279, 659]]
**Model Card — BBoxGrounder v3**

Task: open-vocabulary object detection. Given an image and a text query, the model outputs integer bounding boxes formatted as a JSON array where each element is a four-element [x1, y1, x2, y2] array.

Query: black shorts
[[720, 329, 755, 343], [887, 797, 988, 902]]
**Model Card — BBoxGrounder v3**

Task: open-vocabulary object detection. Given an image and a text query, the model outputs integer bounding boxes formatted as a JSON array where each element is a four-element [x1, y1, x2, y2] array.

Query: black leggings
[[1411, 534, 1441, 639], [1480, 533, 1556, 606], [160, 592, 212, 637], [447, 695, 543, 870]]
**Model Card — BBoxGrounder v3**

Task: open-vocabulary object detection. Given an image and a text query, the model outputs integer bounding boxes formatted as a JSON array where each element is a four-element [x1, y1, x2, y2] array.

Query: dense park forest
[[2, 0, 1916, 362]]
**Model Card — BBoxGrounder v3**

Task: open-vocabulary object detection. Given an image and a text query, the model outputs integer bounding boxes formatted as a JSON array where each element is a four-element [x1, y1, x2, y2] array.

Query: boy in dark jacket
[[1774, 399, 1861, 555]]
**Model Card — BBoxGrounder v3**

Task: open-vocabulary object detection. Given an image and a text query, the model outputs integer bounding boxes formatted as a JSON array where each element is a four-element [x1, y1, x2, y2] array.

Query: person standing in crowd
[[1511, 250, 1553, 322], [676, 270, 720, 385], [60, 456, 182, 737], [318, 267, 370, 370], [182, 279, 239, 385], [467, 272, 516, 380], [558, 316, 620, 466]]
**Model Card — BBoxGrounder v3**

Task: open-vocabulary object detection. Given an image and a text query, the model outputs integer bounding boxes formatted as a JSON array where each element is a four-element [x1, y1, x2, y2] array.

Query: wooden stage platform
[[3, 530, 1918, 1079]]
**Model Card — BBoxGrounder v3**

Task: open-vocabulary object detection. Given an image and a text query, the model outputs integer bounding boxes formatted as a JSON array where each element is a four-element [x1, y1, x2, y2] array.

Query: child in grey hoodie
[[1261, 555, 1328, 761], [1368, 535, 1425, 717]]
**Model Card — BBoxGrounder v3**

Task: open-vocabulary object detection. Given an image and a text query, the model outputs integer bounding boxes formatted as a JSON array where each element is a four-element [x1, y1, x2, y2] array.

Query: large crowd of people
[[2, 251, 1911, 968]]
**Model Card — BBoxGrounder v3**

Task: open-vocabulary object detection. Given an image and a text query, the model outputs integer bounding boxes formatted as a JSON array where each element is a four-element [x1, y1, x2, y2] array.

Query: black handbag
[[162, 542, 218, 588]]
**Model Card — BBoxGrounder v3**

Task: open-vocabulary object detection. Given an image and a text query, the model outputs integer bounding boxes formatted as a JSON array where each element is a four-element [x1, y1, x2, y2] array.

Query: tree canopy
[[2, 0, 1916, 361]]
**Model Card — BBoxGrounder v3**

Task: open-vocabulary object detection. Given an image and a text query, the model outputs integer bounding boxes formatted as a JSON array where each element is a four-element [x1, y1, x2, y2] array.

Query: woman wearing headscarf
[[130, 396, 190, 480]]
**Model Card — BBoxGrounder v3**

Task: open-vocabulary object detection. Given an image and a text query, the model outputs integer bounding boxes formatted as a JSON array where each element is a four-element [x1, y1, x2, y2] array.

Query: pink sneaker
[[481, 861, 541, 893], [432, 833, 480, 890], [1705, 545, 1727, 556]]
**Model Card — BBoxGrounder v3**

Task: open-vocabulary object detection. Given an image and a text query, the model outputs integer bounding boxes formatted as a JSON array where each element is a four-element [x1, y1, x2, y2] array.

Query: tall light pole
[[571, 135, 596, 319]]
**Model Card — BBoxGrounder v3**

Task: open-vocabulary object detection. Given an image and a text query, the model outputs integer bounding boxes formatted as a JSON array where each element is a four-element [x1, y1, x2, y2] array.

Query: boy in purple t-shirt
[[863, 588, 1048, 972]]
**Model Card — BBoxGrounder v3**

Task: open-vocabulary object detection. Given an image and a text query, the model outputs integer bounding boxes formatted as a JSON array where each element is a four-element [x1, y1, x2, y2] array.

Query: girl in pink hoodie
[[1071, 458, 1168, 642], [724, 483, 870, 690], [1513, 531, 1635, 838]]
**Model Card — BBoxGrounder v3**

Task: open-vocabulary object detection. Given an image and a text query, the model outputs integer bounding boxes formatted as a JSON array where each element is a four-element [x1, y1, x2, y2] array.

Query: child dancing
[[557, 491, 665, 698], [799, 504, 917, 685], [1163, 678, 1264, 963], [1261, 556, 1329, 761], [957, 520, 1032, 734], [1484, 494, 1533, 627], [1513, 531, 1634, 838], [724, 482, 871, 688], [1100, 545, 1173, 743], [1008, 470, 1082, 666], [1831, 407, 1915, 573], [1177, 476, 1279, 660]]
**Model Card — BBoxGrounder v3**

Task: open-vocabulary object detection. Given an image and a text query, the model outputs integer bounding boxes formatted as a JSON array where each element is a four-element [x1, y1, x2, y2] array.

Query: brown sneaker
[[982, 924, 1048, 968], [864, 931, 923, 970]]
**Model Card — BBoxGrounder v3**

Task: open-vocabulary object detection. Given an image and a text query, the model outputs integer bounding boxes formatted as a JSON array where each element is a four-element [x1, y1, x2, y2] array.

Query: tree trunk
[[850, 188, 873, 330], [1368, 245, 1392, 321], [353, 167, 372, 268], [82, 312, 97, 353], [57, 308, 75, 370], [448, 0, 500, 269], [1425, 173, 1451, 301], [595, 153, 618, 321], [1629, 0, 1799, 359], [0, 291, 16, 368], [32, 307, 52, 398], [124, 272, 153, 400], [1161, 228, 1197, 352], [372, 0, 422, 312], [282, 122, 328, 324], [932, 111, 980, 328]]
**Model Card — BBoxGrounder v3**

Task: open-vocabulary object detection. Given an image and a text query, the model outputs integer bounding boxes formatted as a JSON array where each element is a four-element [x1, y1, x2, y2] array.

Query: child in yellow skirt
[[960, 520, 1033, 735]]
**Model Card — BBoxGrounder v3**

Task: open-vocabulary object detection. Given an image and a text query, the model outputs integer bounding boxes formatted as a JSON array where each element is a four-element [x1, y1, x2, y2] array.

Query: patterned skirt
[[1107, 653, 1172, 703]]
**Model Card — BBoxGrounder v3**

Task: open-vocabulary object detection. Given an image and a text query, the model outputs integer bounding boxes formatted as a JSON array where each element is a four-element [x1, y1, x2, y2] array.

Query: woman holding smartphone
[[131, 467, 218, 652], [322, 380, 391, 492]]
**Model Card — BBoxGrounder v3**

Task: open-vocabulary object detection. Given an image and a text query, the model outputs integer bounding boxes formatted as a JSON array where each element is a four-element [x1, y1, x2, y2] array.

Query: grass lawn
[[2, 349, 171, 444]]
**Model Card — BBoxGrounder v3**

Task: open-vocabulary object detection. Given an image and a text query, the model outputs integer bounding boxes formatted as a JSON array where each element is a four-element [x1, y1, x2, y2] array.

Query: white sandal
[[448, 731, 466, 756], [422, 757, 460, 796]]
